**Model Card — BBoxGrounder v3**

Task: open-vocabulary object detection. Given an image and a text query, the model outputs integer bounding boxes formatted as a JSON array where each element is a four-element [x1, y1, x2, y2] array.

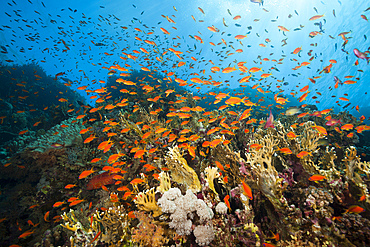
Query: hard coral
[[165, 146, 201, 193], [135, 187, 162, 217], [246, 134, 285, 205], [132, 211, 167, 247]]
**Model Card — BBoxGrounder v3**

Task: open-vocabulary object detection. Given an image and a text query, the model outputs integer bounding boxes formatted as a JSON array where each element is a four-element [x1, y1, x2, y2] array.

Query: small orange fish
[[262, 243, 277, 247], [296, 151, 311, 158], [79, 168, 95, 179], [309, 174, 326, 182], [267, 231, 280, 241], [69, 199, 85, 207], [64, 184, 76, 189], [241, 180, 253, 200], [44, 211, 50, 222], [343, 205, 365, 214], [130, 178, 144, 185], [53, 201, 64, 208], [19, 129, 28, 135], [224, 195, 231, 211], [279, 147, 292, 155], [309, 14, 325, 21], [18, 230, 35, 239]]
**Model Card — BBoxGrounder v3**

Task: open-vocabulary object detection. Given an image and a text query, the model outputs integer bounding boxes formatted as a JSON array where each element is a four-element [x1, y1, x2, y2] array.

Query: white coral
[[157, 188, 214, 241], [157, 188, 181, 213], [215, 202, 228, 214], [196, 200, 214, 223], [193, 224, 215, 246]]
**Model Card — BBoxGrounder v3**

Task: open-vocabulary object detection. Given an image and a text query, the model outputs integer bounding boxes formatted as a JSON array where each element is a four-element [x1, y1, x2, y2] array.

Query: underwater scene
[[0, 0, 370, 246]]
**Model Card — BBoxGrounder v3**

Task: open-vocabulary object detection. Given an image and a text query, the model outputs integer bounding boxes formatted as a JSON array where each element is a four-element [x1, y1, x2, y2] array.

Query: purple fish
[[333, 76, 343, 86], [353, 48, 369, 64], [250, 0, 263, 6], [325, 118, 342, 126], [264, 110, 275, 129]]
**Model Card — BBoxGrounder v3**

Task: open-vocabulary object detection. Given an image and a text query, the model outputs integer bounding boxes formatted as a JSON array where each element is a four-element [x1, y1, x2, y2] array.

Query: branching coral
[[318, 146, 341, 182], [204, 166, 220, 195], [165, 146, 201, 192], [61, 209, 102, 247], [156, 171, 171, 193], [131, 211, 167, 247], [135, 187, 162, 217], [343, 146, 361, 181], [93, 205, 131, 245], [245, 134, 285, 206], [119, 111, 143, 137]]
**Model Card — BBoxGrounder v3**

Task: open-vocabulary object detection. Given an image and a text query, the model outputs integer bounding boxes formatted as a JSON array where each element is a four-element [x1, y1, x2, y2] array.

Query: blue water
[[1, 0, 369, 115]]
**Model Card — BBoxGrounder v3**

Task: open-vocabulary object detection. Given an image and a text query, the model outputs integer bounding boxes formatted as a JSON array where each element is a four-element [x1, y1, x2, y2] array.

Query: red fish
[[86, 172, 116, 190]]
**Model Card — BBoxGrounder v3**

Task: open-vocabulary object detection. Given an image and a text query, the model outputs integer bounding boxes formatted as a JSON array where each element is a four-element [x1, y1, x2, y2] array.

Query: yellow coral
[[135, 188, 162, 217], [156, 172, 171, 193], [132, 211, 167, 247], [204, 166, 220, 195], [245, 134, 285, 207], [165, 146, 201, 192]]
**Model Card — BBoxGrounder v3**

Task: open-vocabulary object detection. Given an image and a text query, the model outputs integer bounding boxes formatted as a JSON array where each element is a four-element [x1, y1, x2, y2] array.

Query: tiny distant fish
[[227, 9, 232, 16], [132, 4, 136, 8], [250, 0, 263, 6], [321, 1, 325, 4], [295, 10, 299, 15], [294, 28, 301, 31], [335, 43, 337, 51], [100, 6, 105, 8], [338, 0, 342, 5], [365, 35, 367, 41], [141, 11, 144, 15], [265, 29, 268, 33], [333, 9, 336, 17], [314, 7, 318, 13], [235, 23, 241, 27], [42, 2, 45, 7]]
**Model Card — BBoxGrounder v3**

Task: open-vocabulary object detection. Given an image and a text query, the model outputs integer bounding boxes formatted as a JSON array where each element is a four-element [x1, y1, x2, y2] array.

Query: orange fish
[[262, 243, 277, 247], [308, 174, 326, 182], [224, 195, 231, 211], [79, 168, 95, 179], [69, 199, 85, 207], [130, 178, 145, 185], [18, 230, 35, 239], [267, 231, 280, 241], [44, 211, 50, 222], [343, 205, 365, 214], [309, 14, 325, 21], [19, 129, 28, 135], [297, 151, 311, 158], [279, 147, 292, 155], [64, 184, 76, 189], [53, 201, 64, 208], [312, 125, 327, 135], [241, 180, 253, 200]]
